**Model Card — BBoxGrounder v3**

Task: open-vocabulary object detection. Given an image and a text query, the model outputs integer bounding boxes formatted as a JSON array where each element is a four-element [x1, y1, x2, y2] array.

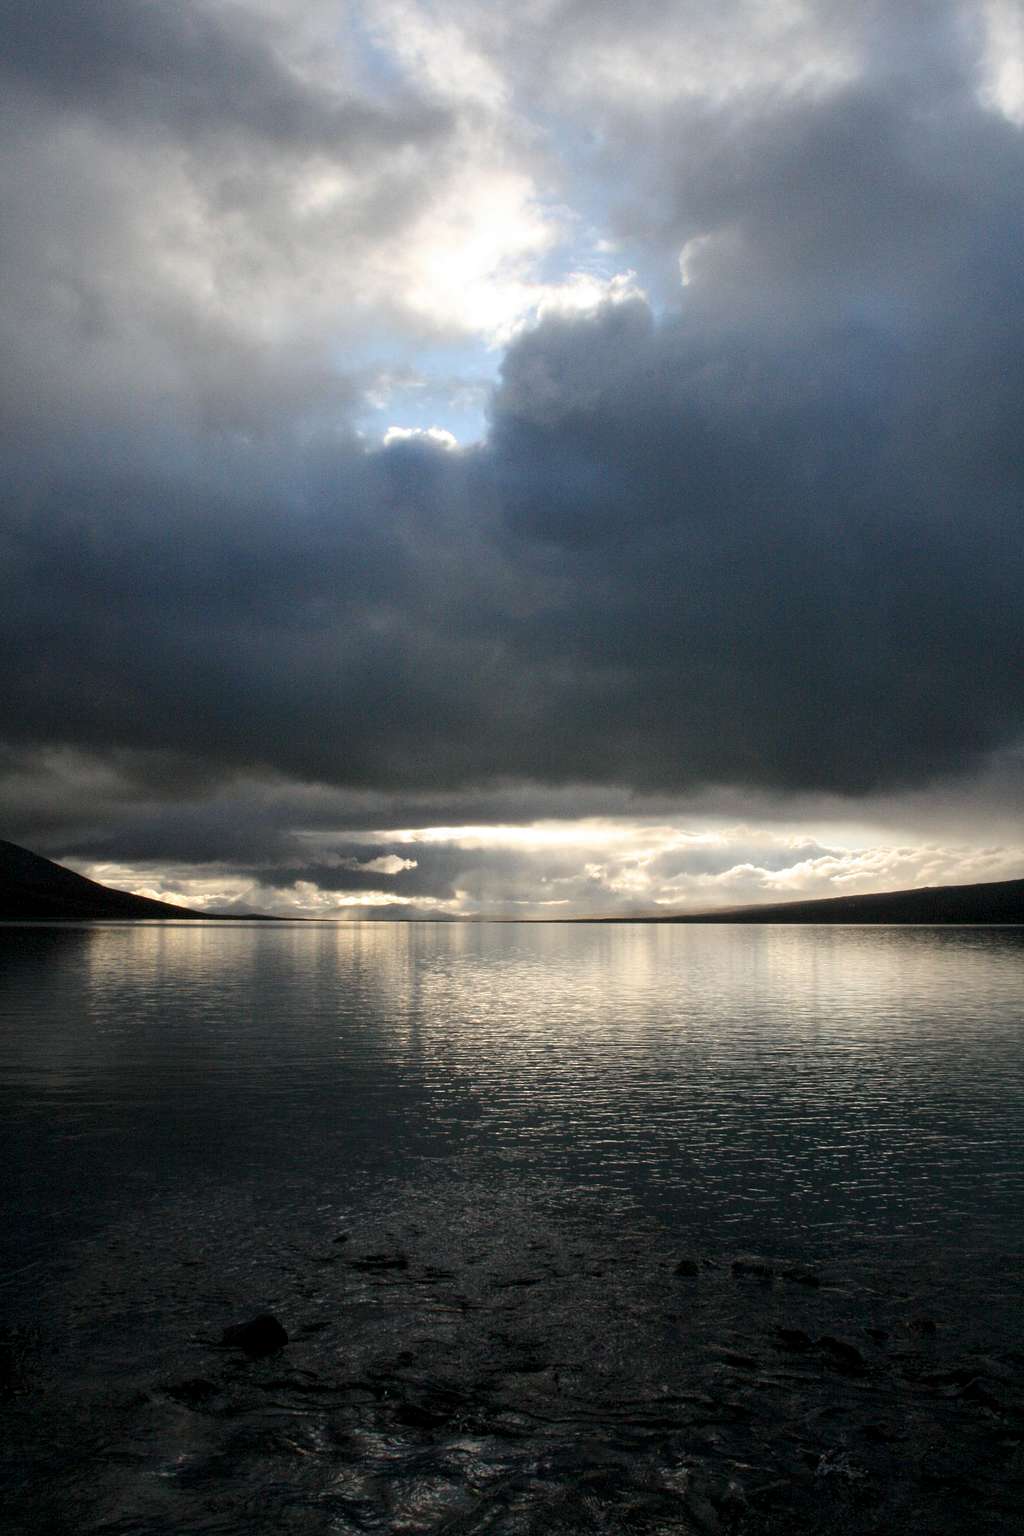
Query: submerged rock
[[817, 1335, 867, 1375], [674, 1258, 700, 1277], [732, 1258, 774, 1281], [346, 1252, 409, 1272], [0, 1327, 28, 1397], [220, 1313, 289, 1357], [777, 1327, 815, 1352], [781, 1265, 821, 1287]]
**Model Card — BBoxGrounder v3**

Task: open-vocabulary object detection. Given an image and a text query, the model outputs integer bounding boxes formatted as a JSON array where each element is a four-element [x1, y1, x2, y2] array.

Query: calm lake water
[[2, 921, 1023, 1534], [3, 921, 1023, 1269]]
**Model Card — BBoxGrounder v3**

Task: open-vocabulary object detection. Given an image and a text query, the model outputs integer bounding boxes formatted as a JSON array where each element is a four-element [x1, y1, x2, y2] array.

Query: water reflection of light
[[5, 921, 1022, 1247]]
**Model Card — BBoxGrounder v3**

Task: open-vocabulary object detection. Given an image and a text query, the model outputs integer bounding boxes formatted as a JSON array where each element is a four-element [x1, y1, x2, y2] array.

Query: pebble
[[220, 1313, 289, 1357]]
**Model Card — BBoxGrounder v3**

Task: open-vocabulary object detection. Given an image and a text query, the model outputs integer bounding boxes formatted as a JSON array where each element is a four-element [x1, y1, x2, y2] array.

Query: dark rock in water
[[221, 1313, 289, 1357], [163, 1376, 220, 1407], [781, 1265, 821, 1287], [910, 1315, 938, 1336], [393, 1384, 471, 1431], [956, 1376, 1006, 1413], [717, 1478, 748, 1520], [732, 1258, 774, 1281], [777, 1327, 815, 1352], [332, 1232, 351, 1244], [920, 1366, 977, 1389], [395, 1400, 442, 1429], [817, 1335, 866, 1375], [674, 1258, 700, 1277], [346, 1252, 409, 1272], [0, 1328, 27, 1397]]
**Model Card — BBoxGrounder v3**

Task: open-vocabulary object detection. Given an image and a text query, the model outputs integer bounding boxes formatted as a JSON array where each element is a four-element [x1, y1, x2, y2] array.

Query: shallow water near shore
[[2, 922, 1023, 1532]]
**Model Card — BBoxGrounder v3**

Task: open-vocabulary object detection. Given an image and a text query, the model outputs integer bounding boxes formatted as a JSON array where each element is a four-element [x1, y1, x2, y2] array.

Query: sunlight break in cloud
[[980, 0, 1024, 123], [383, 425, 459, 449]]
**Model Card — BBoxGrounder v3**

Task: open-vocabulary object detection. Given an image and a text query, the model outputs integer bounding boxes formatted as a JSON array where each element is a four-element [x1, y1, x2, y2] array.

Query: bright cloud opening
[[383, 425, 459, 449]]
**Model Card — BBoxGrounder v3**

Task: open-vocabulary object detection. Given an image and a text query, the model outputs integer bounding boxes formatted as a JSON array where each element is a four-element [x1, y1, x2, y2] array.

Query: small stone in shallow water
[[777, 1328, 814, 1352], [0, 1329, 28, 1396], [781, 1266, 821, 1287], [674, 1259, 700, 1277], [220, 1313, 289, 1357], [817, 1336, 866, 1375], [346, 1253, 409, 1272], [732, 1258, 774, 1281]]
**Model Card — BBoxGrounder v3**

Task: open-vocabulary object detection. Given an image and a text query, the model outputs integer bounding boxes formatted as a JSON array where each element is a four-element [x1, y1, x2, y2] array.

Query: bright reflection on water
[[2, 921, 1023, 1273]]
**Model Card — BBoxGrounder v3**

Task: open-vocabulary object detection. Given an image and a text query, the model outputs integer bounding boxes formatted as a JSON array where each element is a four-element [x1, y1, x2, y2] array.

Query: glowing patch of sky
[[73, 821, 1024, 920], [980, 0, 1024, 123]]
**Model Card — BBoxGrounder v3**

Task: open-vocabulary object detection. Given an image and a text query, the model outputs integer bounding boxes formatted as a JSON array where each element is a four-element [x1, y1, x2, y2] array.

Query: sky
[[1, 0, 1022, 918]]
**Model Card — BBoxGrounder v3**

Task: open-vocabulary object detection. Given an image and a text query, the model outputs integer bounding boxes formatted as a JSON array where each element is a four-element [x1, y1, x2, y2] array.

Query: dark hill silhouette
[[601, 877, 1024, 924], [1, 838, 216, 921]]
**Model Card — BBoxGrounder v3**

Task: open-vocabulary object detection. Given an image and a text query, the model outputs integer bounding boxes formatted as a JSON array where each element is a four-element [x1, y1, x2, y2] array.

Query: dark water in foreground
[[1, 922, 1023, 1533]]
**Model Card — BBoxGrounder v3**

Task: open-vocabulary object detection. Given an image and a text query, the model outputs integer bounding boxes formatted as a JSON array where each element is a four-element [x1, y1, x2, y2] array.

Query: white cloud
[[367, 0, 511, 112], [980, 0, 1024, 123], [679, 232, 736, 289], [350, 173, 631, 353], [378, 819, 660, 851], [373, 0, 862, 114], [348, 854, 419, 874], [383, 425, 458, 448], [288, 881, 445, 912]]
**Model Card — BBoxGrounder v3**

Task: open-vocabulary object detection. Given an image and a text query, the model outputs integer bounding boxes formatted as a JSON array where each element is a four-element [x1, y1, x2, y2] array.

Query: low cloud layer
[[1, 2, 1022, 909], [62, 820, 1024, 919]]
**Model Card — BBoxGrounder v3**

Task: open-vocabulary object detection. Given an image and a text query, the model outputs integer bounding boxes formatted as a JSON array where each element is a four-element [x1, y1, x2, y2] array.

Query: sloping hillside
[[0, 839, 207, 921], [615, 877, 1024, 924]]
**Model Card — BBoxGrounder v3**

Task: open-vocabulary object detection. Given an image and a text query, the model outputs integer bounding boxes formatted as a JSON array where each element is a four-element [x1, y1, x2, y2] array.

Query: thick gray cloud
[[0, 1, 1022, 883], [1, 0, 444, 150]]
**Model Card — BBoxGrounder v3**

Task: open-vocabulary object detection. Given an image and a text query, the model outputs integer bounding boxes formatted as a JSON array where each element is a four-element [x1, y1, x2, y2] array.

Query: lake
[[2, 921, 1023, 1533]]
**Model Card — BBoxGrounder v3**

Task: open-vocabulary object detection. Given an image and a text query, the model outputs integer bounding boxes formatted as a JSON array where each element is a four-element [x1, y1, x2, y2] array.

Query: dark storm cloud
[[1, 3, 1022, 847], [1, 0, 446, 152], [233, 845, 539, 903]]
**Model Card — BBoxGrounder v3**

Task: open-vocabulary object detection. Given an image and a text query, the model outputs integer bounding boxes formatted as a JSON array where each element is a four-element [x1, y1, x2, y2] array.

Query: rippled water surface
[[2, 921, 1023, 1533]]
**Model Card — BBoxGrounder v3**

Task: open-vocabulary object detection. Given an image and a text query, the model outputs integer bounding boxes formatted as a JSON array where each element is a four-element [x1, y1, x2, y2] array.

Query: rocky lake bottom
[[3, 1168, 1022, 1536]]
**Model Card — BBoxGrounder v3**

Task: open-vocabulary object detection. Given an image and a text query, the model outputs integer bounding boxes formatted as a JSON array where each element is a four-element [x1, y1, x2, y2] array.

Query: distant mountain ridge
[[599, 877, 1024, 925], [0, 839, 211, 921]]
